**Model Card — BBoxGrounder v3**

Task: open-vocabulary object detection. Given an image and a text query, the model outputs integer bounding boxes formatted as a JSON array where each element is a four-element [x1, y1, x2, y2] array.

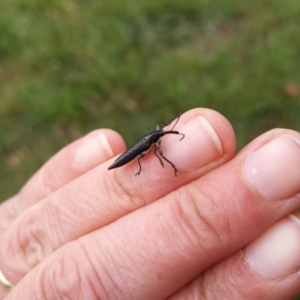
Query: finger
[[4, 130, 300, 299], [21, 128, 125, 205], [0, 129, 125, 229], [168, 214, 300, 300], [0, 108, 236, 283]]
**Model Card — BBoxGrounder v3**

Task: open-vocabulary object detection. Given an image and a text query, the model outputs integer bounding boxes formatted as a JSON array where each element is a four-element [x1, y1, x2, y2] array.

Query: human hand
[[1, 108, 300, 299]]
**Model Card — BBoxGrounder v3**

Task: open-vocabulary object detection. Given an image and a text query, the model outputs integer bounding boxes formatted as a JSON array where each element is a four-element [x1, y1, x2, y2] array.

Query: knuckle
[[47, 250, 83, 299], [0, 212, 49, 281], [20, 167, 58, 203], [37, 165, 61, 197], [47, 242, 111, 299], [170, 182, 234, 255], [105, 172, 148, 211], [200, 261, 249, 300]]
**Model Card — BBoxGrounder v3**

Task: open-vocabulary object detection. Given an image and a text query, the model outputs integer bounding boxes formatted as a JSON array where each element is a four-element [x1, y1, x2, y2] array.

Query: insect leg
[[157, 142, 178, 177], [135, 153, 145, 176], [153, 143, 164, 168]]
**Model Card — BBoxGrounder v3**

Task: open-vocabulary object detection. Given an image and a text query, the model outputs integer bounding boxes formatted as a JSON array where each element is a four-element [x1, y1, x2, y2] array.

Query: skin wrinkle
[[195, 275, 208, 300], [201, 173, 247, 248], [41, 190, 89, 252], [170, 186, 210, 253], [3, 197, 68, 271], [116, 240, 148, 297], [105, 169, 149, 213], [37, 264, 54, 300], [70, 177, 107, 221], [201, 270, 220, 300], [79, 183, 110, 222], [46, 216, 63, 252], [203, 180, 237, 248], [50, 249, 83, 299], [134, 219, 155, 263], [91, 231, 132, 299], [16, 202, 61, 272], [217, 267, 242, 300], [34, 164, 59, 200], [23, 221, 47, 271], [45, 200, 72, 248], [204, 167, 264, 248], [202, 265, 236, 300], [100, 172, 119, 210], [175, 272, 209, 300], [2, 212, 48, 278], [54, 174, 107, 237], [183, 181, 229, 255], [76, 241, 108, 300], [148, 211, 179, 276], [50, 242, 112, 300], [197, 255, 264, 300], [213, 258, 257, 300]]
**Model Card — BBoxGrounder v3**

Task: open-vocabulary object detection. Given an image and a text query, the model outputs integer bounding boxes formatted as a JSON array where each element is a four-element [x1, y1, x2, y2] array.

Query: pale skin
[[1, 108, 300, 299]]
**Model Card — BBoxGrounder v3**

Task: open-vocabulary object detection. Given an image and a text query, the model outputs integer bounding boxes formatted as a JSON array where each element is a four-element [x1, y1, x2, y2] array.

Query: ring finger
[[0, 129, 125, 231]]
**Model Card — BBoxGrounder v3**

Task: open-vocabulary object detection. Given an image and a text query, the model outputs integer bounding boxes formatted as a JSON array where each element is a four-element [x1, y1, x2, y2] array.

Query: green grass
[[0, 1, 300, 295], [1, 0, 300, 199]]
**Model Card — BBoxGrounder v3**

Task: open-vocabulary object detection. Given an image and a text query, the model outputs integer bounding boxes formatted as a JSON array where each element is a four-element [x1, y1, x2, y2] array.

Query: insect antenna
[[166, 114, 184, 140], [169, 113, 182, 131]]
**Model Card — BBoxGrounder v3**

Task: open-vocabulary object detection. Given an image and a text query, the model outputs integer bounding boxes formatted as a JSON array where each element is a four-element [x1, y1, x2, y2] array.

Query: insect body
[[108, 116, 185, 176]]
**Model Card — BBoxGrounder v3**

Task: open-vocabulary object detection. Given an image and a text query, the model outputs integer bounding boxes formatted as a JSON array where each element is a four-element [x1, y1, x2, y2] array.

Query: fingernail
[[243, 135, 300, 200], [162, 116, 223, 170], [244, 215, 300, 278], [0, 270, 13, 289], [73, 132, 113, 172]]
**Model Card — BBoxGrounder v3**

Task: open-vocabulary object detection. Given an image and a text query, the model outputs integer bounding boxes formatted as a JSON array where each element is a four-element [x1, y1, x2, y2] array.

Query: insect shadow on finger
[[108, 115, 185, 176]]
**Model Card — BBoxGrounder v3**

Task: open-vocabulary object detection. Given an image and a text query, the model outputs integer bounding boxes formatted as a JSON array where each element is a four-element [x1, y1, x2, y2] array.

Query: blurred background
[[1, 0, 299, 203]]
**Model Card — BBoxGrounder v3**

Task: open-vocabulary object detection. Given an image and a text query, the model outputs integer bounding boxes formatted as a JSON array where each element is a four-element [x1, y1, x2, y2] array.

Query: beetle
[[108, 115, 185, 176]]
